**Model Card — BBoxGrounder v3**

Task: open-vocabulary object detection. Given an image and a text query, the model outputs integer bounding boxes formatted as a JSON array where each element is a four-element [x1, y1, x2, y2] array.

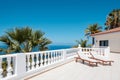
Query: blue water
[[48, 45, 72, 50], [0, 45, 73, 55]]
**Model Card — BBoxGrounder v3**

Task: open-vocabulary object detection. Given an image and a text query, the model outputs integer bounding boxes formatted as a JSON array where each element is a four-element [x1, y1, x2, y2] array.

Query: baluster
[[60, 51, 62, 60], [40, 53, 43, 67], [56, 52, 58, 61], [50, 52, 52, 64], [100, 48, 102, 55], [59, 51, 61, 60], [55, 52, 57, 61], [0, 58, 3, 78], [50, 52, 52, 63], [57, 52, 59, 61], [47, 53, 49, 64], [54, 52, 56, 62], [52, 52, 54, 63], [26, 56, 28, 71], [99, 49, 101, 55], [31, 54, 35, 70], [13, 57, 16, 74], [36, 53, 39, 68], [43, 53, 45, 66], [54, 51, 56, 62], [102, 48, 105, 56], [38, 54, 41, 66], [44, 53, 46, 66], [7, 57, 13, 76], [27, 55, 30, 71], [61, 51, 63, 60], [10, 57, 14, 74], [47, 52, 49, 65], [97, 49, 99, 55], [51, 52, 53, 63], [53, 52, 55, 62], [46, 53, 48, 65], [58, 52, 60, 61], [62, 51, 64, 59]]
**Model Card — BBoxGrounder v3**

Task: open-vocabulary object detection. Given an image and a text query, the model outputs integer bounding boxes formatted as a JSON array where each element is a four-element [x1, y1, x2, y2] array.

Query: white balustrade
[[0, 54, 16, 80], [81, 47, 110, 57], [0, 47, 110, 80]]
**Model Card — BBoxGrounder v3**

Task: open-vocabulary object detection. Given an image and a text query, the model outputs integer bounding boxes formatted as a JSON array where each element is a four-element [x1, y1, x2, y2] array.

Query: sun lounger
[[90, 51, 114, 65], [75, 52, 99, 66]]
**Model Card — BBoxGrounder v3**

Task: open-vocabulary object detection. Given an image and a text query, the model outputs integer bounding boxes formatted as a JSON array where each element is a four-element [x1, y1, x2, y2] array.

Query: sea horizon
[[0, 44, 74, 55], [48, 44, 73, 50]]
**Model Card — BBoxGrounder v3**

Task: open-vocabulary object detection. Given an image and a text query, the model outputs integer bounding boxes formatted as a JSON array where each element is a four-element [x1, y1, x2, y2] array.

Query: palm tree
[[39, 38, 52, 51], [105, 9, 120, 30], [75, 39, 88, 47], [0, 35, 16, 54], [0, 27, 52, 54], [85, 24, 102, 38]]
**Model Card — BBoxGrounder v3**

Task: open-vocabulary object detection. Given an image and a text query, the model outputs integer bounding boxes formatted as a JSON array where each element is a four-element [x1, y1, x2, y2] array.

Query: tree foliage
[[73, 39, 91, 48], [85, 24, 102, 38], [0, 27, 52, 54], [105, 9, 120, 30]]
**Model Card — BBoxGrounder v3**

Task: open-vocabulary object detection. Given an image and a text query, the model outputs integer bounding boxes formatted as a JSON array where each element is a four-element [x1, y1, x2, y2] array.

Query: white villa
[[91, 27, 120, 53]]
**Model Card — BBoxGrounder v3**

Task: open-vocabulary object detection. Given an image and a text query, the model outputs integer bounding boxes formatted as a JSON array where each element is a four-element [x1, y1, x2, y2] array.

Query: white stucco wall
[[93, 32, 120, 53]]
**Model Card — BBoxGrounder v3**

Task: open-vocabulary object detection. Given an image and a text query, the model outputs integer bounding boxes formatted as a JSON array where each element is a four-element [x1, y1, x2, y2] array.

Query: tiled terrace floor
[[26, 53, 120, 80]]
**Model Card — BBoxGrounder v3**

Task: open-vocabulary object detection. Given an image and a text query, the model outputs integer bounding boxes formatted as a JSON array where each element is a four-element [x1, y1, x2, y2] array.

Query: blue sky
[[0, 0, 120, 45]]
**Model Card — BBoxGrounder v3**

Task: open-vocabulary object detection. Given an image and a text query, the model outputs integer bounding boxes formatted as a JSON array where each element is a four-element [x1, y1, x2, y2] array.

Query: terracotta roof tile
[[91, 27, 120, 36]]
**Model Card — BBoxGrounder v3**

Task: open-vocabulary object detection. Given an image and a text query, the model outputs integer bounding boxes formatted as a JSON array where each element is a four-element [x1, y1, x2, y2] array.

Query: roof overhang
[[91, 27, 120, 36]]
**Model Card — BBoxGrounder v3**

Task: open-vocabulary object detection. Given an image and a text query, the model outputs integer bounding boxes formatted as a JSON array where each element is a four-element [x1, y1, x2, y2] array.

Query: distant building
[[91, 27, 120, 53]]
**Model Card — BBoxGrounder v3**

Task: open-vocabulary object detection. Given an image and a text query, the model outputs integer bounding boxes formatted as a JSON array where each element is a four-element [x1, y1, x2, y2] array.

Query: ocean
[[0, 44, 73, 55], [48, 45, 72, 50]]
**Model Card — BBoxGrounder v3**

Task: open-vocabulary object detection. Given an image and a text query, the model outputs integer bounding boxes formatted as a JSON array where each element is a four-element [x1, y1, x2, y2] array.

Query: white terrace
[[0, 47, 120, 80]]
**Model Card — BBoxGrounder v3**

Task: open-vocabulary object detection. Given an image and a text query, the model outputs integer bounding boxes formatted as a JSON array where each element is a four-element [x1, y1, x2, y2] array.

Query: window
[[99, 40, 109, 46]]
